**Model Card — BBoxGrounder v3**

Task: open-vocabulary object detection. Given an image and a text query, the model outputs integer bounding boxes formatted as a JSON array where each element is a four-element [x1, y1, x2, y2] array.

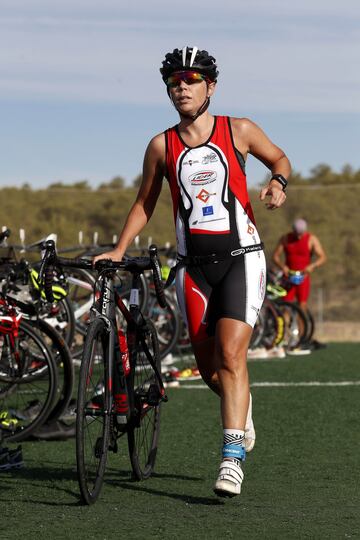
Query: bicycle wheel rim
[[127, 319, 161, 480], [76, 318, 110, 504], [0, 320, 58, 442]]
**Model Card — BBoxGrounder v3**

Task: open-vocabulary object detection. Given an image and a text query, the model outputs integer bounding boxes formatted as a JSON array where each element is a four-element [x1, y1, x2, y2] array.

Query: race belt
[[165, 242, 264, 288]]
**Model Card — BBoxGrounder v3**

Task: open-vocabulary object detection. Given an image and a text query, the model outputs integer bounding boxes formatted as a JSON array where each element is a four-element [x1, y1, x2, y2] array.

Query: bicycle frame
[[89, 269, 165, 426]]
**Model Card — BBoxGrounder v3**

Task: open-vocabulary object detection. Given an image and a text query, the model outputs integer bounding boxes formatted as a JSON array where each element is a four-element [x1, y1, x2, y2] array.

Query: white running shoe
[[287, 346, 312, 356], [161, 353, 176, 367], [214, 459, 244, 497], [247, 347, 269, 359], [244, 393, 256, 452], [266, 346, 286, 359]]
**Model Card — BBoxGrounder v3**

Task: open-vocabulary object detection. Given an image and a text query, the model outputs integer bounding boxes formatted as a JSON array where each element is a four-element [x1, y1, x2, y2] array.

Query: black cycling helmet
[[160, 46, 219, 84]]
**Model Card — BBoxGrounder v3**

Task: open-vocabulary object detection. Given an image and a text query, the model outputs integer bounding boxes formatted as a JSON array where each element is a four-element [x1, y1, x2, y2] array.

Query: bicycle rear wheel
[[127, 319, 162, 480], [76, 317, 110, 504]]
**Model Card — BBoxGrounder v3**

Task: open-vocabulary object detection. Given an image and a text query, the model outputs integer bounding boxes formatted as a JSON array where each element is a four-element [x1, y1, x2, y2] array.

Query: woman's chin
[[176, 105, 195, 116]]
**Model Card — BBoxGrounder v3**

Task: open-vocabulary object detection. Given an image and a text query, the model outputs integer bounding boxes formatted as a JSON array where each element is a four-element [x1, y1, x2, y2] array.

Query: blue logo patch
[[202, 206, 214, 216]]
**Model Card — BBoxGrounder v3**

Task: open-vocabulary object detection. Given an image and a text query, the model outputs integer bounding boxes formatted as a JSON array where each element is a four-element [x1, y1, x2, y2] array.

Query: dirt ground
[[315, 322, 360, 343]]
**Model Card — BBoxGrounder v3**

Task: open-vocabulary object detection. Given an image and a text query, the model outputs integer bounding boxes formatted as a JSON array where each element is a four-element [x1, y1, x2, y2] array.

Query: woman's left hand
[[259, 183, 286, 210]]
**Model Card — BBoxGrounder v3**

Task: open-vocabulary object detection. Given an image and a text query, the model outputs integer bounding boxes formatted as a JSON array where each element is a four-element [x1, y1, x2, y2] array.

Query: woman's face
[[168, 71, 216, 116]]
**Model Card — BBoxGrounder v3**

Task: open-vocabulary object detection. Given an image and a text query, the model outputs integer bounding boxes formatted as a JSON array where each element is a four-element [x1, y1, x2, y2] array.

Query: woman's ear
[[207, 81, 216, 98]]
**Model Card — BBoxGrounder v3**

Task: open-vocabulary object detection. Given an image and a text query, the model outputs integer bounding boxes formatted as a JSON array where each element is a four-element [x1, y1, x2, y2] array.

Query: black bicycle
[[39, 240, 168, 504]]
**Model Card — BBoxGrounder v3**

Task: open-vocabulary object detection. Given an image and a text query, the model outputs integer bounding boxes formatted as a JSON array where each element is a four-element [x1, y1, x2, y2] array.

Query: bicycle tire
[[147, 291, 181, 360], [40, 296, 76, 349], [33, 319, 74, 423], [262, 299, 285, 349], [0, 320, 58, 442], [276, 301, 308, 350], [76, 317, 110, 505], [66, 267, 96, 358], [304, 308, 315, 343], [127, 319, 162, 480]]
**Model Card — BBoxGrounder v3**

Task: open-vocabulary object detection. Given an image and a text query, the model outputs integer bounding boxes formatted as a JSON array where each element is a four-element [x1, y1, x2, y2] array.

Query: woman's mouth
[[177, 97, 191, 104]]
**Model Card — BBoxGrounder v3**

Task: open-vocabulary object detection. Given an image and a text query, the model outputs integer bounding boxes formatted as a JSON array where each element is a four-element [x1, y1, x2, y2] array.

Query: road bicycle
[[39, 239, 168, 504]]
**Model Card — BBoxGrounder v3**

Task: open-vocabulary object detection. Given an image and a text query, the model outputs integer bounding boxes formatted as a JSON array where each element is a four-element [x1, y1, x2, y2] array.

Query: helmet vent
[[189, 46, 198, 67]]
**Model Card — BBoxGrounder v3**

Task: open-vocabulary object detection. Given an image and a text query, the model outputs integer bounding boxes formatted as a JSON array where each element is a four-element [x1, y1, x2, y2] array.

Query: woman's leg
[[192, 318, 252, 425], [215, 318, 252, 429]]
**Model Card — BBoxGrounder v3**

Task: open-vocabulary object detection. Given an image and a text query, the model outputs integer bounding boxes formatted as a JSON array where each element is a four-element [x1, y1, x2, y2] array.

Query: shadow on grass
[[106, 479, 224, 506], [106, 467, 203, 482], [0, 464, 80, 503], [1, 463, 222, 507]]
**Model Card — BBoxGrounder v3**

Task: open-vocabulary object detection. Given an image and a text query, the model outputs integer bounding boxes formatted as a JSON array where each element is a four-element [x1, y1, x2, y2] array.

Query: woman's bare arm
[[93, 133, 166, 263]]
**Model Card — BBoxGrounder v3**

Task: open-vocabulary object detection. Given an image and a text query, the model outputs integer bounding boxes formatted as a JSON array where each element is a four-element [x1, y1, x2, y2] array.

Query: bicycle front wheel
[[127, 319, 162, 480], [76, 317, 110, 504]]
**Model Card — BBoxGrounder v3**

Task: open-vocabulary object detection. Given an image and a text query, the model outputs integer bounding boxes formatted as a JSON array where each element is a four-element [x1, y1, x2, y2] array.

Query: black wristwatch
[[270, 174, 288, 191]]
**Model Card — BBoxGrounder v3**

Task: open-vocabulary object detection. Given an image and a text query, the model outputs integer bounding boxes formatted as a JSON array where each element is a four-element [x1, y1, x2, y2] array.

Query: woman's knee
[[216, 341, 248, 372]]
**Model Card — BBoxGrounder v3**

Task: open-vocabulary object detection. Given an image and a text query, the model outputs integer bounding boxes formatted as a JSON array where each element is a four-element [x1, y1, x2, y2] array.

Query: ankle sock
[[223, 429, 246, 462]]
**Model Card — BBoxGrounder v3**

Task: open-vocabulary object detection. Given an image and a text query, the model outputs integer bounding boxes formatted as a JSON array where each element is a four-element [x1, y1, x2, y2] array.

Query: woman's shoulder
[[147, 131, 166, 151], [229, 116, 257, 132]]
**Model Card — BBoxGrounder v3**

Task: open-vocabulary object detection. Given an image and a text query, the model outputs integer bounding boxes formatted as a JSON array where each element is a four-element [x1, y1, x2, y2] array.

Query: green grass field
[[1, 343, 359, 540]]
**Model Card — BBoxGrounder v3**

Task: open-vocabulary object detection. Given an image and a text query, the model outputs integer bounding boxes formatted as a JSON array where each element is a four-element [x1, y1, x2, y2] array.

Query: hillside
[[1, 177, 359, 322]]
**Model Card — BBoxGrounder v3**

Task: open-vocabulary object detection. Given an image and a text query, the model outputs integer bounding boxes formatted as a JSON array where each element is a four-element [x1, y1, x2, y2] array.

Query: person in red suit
[[272, 218, 326, 311]]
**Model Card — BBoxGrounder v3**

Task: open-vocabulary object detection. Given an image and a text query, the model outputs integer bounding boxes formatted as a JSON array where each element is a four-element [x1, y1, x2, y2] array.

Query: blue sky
[[0, 0, 359, 188]]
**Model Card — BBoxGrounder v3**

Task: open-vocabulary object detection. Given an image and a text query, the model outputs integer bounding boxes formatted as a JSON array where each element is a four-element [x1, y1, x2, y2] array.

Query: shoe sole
[[213, 488, 237, 498], [213, 483, 240, 498]]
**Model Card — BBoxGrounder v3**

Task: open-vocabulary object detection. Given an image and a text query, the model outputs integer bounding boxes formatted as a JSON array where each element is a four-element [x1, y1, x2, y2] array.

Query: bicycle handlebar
[[0, 228, 11, 245], [38, 240, 167, 307]]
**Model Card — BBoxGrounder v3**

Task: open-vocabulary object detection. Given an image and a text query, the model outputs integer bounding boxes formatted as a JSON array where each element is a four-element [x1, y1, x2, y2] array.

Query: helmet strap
[[183, 97, 210, 121], [168, 90, 211, 121]]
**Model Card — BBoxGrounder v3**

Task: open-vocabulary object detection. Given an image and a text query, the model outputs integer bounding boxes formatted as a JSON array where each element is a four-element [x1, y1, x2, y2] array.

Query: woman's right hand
[[282, 265, 290, 277], [93, 249, 123, 266]]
